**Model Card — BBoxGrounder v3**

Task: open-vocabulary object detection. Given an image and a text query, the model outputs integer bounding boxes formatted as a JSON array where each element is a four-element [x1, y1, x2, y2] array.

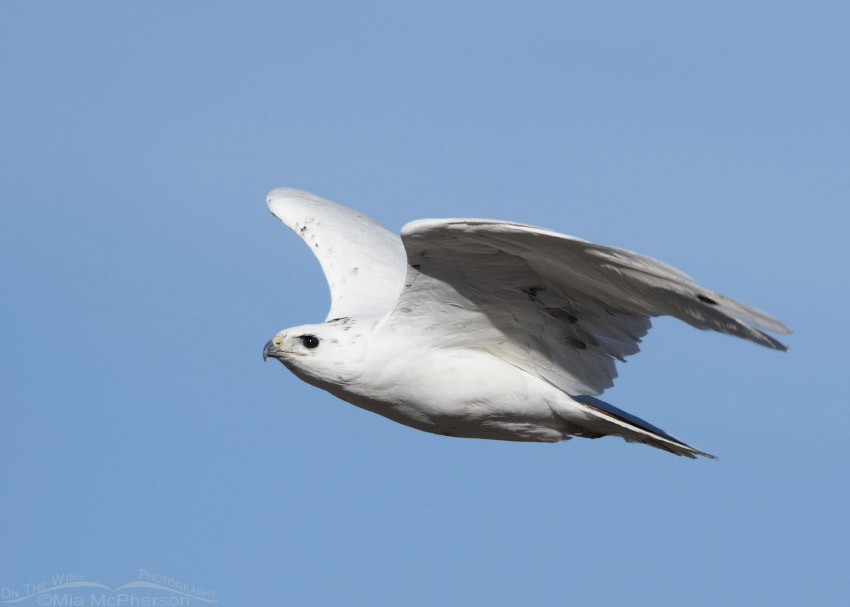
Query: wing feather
[[267, 188, 407, 320], [385, 218, 789, 396]]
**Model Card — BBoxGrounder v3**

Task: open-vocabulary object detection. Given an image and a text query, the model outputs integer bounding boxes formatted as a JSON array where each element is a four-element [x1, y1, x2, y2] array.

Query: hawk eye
[[300, 335, 320, 349]]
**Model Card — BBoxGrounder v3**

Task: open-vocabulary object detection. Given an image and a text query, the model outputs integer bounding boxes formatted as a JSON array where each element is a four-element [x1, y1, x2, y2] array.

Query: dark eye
[[300, 335, 320, 349]]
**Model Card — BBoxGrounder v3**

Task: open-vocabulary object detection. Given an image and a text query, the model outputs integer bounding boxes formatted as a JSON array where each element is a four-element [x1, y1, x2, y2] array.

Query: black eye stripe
[[299, 335, 320, 349]]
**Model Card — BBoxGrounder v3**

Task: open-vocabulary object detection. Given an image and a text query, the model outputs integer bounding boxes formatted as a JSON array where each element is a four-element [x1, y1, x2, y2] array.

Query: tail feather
[[573, 394, 716, 459]]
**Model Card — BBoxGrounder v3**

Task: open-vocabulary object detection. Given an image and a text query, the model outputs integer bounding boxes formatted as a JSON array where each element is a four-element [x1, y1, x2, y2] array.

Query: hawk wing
[[383, 218, 790, 396], [267, 188, 407, 320]]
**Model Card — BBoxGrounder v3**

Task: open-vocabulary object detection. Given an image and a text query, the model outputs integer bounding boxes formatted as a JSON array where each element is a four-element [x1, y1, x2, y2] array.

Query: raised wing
[[267, 188, 407, 320], [385, 218, 790, 396]]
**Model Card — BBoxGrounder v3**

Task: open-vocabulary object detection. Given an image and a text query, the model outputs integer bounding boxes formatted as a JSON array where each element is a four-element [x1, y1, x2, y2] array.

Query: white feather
[[266, 188, 406, 320]]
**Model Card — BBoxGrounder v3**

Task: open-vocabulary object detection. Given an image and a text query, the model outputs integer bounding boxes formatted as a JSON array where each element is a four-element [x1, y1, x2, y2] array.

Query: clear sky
[[2, 2, 848, 605]]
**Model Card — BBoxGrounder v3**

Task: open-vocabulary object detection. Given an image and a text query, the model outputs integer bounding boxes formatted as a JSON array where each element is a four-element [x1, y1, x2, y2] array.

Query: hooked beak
[[263, 336, 284, 361]]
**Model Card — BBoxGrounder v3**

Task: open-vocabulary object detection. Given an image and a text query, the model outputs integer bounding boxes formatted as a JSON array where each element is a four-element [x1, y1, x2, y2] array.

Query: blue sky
[[1, 2, 848, 605]]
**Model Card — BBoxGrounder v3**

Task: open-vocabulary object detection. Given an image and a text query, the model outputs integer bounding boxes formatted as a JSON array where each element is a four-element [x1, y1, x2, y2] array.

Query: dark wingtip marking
[[567, 337, 587, 350], [697, 294, 718, 305]]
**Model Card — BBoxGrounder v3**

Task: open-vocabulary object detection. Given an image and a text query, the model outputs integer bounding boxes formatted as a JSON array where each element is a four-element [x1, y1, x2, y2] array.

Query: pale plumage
[[263, 188, 790, 458]]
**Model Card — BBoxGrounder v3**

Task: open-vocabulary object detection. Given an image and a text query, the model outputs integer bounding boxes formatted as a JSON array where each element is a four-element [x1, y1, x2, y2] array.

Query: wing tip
[[266, 187, 321, 214]]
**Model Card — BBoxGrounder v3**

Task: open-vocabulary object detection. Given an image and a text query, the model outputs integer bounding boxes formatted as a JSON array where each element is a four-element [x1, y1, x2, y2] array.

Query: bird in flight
[[263, 188, 790, 458]]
